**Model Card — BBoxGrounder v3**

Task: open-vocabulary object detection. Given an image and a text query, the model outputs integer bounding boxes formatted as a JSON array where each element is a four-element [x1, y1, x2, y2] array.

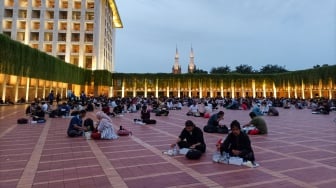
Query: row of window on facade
[[3, 9, 94, 20], [4, 0, 95, 10], [3, 20, 94, 32], [56, 55, 93, 69], [2, 31, 93, 43]]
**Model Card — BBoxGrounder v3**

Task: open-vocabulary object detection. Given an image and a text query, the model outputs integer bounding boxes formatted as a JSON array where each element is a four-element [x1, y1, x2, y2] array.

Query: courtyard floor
[[0, 104, 335, 188]]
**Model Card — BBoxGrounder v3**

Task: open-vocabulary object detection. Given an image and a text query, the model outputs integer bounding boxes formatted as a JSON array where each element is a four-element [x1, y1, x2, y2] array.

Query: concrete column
[[252, 80, 256, 98], [220, 80, 224, 97], [273, 82, 277, 98], [262, 81, 266, 98], [35, 79, 39, 99], [177, 79, 181, 98], [301, 81, 305, 99], [231, 80, 235, 98], [121, 79, 125, 98], [25, 78, 30, 102], [287, 82, 291, 98], [166, 85, 169, 97], [310, 84, 313, 99], [14, 76, 21, 103], [144, 79, 148, 98], [188, 79, 192, 97], [133, 79, 136, 98], [209, 79, 213, 98], [329, 79, 333, 99], [199, 80, 202, 98], [155, 79, 158, 98], [42, 80, 46, 99], [319, 79, 322, 97], [1, 75, 8, 101]]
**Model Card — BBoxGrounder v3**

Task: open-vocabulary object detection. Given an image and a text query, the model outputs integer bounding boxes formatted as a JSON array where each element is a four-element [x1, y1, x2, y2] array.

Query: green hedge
[[0, 34, 92, 85]]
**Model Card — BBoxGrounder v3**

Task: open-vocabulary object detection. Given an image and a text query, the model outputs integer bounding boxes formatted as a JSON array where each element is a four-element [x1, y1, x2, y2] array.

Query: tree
[[259, 64, 288, 74], [210, 65, 231, 74], [234, 64, 254, 74], [193, 68, 208, 74]]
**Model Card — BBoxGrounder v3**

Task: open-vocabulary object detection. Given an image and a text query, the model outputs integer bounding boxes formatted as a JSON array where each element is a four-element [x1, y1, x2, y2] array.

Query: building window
[[31, 10, 40, 19], [71, 33, 80, 42], [60, 1, 68, 9], [45, 11, 54, 19], [58, 44, 66, 53], [44, 44, 52, 52], [5, 0, 14, 7], [84, 34, 93, 42], [86, 23, 93, 31], [45, 22, 53, 30], [57, 55, 65, 60], [59, 11, 67, 19], [3, 32, 11, 37], [71, 45, 79, 53], [59, 22, 67, 30], [30, 32, 39, 41], [33, 0, 41, 8], [85, 57, 92, 69], [87, 1, 94, 9], [46, 0, 55, 8], [44, 32, 53, 41], [18, 10, 27, 18], [19, 0, 28, 7], [73, 23, 80, 31], [4, 21, 12, 29], [31, 43, 38, 49], [72, 11, 81, 20], [58, 33, 66, 41], [85, 12, 94, 20], [16, 32, 25, 41], [17, 21, 26, 29], [4, 9, 13, 18], [70, 56, 79, 66], [32, 22, 40, 30], [85, 45, 93, 53], [74, 1, 81, 9]]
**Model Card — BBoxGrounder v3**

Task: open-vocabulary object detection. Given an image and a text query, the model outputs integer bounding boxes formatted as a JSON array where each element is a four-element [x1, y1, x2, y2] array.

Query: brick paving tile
[[0, 105, 336, 188]]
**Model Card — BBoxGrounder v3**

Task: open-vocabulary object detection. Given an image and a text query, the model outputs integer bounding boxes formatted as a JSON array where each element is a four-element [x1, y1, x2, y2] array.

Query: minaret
[[188, 46, 196, 73], [172, 46, 181, 74]]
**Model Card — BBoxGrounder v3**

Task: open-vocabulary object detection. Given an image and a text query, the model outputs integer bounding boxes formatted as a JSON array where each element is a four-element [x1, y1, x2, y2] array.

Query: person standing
[[48, 90, 54, 105]]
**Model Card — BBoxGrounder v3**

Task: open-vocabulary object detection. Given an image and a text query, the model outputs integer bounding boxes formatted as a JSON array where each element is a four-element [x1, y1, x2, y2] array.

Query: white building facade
[[0, 0, 122, 72]]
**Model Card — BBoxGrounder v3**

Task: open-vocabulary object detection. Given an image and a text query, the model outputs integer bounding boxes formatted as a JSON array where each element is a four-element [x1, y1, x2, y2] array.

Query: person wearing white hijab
[[95, 111, 119, 140]]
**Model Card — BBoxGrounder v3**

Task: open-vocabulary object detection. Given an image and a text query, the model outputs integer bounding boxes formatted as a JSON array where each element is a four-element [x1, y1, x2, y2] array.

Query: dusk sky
[[114, 0, 335, 73]]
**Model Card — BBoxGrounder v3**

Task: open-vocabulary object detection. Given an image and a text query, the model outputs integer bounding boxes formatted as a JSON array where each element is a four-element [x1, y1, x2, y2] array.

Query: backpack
[[17, 118, 28, 124], [185, 149, 202, 160], [117, 126, 132, 136]]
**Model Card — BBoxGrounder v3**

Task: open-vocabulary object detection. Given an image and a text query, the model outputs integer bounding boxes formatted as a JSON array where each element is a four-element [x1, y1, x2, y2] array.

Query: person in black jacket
[[140, 105, 156, 124], [220, 120, 255, 162], [171, 120, 206, 153]]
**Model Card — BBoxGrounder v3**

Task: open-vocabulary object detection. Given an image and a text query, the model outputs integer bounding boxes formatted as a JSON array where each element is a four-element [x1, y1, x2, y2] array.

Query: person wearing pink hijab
[[91, 111, 119, 140]]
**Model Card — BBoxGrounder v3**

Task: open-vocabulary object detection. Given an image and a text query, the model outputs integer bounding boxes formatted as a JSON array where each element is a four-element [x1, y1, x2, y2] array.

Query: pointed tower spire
[[188, 45, 196, 73], [172, 45, 181, 74]]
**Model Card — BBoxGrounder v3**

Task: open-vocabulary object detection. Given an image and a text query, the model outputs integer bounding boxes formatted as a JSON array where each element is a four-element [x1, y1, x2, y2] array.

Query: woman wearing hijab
[[91, 111, 119, 140]]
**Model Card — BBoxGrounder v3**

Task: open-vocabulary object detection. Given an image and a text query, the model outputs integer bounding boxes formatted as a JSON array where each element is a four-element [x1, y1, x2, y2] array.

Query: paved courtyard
[[0, 104, 335, 188]]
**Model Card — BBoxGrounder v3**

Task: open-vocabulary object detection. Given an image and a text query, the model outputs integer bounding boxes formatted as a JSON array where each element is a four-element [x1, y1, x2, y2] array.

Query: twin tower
[[172, 47, 197, 74]]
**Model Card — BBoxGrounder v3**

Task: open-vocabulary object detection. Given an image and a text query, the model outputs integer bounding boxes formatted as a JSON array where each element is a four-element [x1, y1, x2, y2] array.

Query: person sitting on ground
[[91, 111, 119, 140], [220, 120, 256, 164], [171, 120, 206, 153], [102, 103, 115, 117], [251, 104, 263, 116], [41, 101, 49, 113], [187, 101, 199, 116], [203, 111, 228, 133], [67, 110, 87, 137], [58, 102, 70, 117], [32, 106, 46, 123], [243, 112, 268, 135], [86, 101, 94, 112], [267, 107, 279, 116], [140, 105, 156, 124]]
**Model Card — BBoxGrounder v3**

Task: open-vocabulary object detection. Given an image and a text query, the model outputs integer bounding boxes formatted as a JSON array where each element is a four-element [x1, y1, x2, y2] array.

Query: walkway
[[0, 105, 335, 188]]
